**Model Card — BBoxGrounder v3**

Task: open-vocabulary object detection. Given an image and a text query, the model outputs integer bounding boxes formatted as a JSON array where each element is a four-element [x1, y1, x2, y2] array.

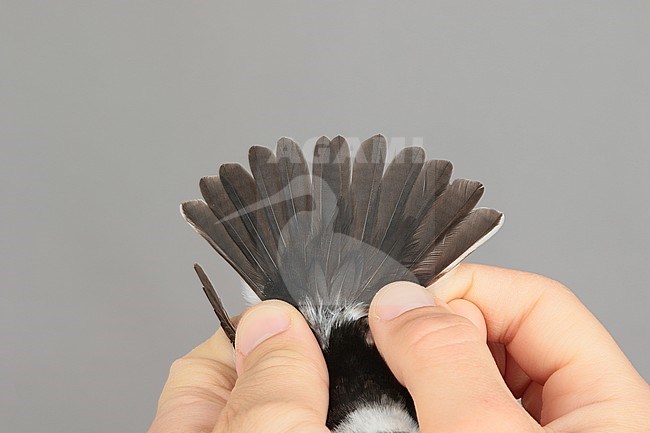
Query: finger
[[450, 300, 544, 419], [428, 263, 650, 424], [490, 343, 542, 422], [522, 381, 544, 422], [447, 298, 487, 341], [369, 282, 539, 432], [487, 341, 507, 376], [214, 300, 329, 433], [149, 327, 236, 433]]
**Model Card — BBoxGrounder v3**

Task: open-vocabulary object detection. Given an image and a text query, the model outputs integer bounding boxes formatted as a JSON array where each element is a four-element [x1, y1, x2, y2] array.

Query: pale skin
[[148, 264, 650, 433]]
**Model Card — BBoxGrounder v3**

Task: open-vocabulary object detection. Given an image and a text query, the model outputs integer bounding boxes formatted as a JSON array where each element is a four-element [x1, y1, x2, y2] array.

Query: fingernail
[[374, 282, 435, 321], [236, 303, 291, 358]]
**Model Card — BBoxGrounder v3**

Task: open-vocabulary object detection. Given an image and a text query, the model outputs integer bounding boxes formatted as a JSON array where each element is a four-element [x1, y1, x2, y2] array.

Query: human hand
[[369, 263, 650, 432], [148, 264, 649, 433], [147, 300, 330, 433]]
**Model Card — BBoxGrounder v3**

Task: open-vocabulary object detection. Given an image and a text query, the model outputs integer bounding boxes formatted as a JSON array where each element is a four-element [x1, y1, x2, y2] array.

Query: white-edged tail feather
[[181, 134, 503, 334]]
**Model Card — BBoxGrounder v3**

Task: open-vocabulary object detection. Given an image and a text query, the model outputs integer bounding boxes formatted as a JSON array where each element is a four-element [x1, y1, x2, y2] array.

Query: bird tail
[[182, 135, 503, 344]]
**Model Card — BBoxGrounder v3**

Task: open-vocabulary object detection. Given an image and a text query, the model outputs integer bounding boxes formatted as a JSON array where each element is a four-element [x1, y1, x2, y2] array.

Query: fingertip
[[235, 301, 292, 363], [221, 301, 330, 432], [427, 265, 473, 301], [184, 327, 236, 369], [369, 280, 434, 322], [234, 300, 325, 376], [447, 298, 487, 341]]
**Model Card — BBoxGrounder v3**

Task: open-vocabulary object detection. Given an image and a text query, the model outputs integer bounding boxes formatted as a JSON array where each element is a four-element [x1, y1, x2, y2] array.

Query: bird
[[181, 134, 503, 432]]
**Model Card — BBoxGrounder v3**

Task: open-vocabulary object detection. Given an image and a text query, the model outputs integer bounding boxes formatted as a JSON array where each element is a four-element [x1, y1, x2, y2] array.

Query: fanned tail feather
[[181, 200, 266, 295], [312, 136, 352, 295], [400, 159, 453, 231], [219, 163, 280, 272], [194, 263, 236, 344], [248, 146, 288, 248], [181, 134, 503, 335], [400, 178, 484, 268], [350, 135, 386, 244], [372, 146, 425, 251], [312, 136, 351, 236], [276, 137, 313, 274], [413, 208, 504, 283]]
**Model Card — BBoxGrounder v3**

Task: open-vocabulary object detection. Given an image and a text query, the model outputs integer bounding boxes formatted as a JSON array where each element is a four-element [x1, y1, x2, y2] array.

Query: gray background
[[1, 1, 648, 432]]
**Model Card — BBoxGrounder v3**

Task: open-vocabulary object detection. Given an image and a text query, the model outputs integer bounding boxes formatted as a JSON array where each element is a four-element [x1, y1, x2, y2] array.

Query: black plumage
[[325, 319, 416, 428], [181, 134, 503, 431]]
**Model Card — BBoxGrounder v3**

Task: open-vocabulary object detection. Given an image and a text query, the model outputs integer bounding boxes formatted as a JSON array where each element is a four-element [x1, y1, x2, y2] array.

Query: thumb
[[214, 300, 329, 433], [368, 282, 540, 432]]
